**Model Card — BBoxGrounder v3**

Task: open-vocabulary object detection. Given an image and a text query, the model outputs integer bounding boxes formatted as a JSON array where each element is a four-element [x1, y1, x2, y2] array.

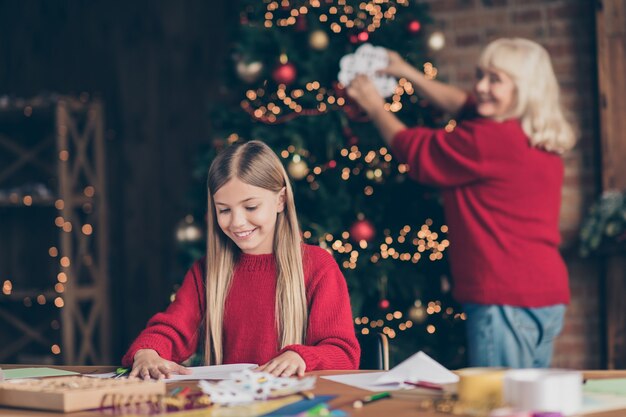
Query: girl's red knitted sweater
[[122, 244, 360, 370]]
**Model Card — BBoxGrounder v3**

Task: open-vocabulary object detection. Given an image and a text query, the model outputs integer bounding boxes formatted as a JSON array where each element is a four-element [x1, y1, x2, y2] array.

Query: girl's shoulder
[[186, 257, 207, 285], [303, 243, 336, 264], [302, 244, 340, 274], [193, 256, 207, 271], [302, 244, 347, 291]]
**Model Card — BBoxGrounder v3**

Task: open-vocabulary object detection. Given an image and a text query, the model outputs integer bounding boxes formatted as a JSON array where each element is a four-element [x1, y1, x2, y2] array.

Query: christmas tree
[[179, 0, 466, 367]]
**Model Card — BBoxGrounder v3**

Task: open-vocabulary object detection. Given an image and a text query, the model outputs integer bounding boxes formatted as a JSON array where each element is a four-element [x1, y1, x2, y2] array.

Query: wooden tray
[[0, 376, 166, 412]]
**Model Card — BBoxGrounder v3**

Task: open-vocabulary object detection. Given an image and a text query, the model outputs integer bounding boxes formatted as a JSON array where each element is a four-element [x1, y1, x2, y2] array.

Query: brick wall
[[419, 0, 601, 368]]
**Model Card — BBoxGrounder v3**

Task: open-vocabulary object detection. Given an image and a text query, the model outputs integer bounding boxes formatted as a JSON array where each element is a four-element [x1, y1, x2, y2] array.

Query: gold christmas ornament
[[409, 300, 427, 323], [428, 31, 445, 51], [176, 216, 203, 243], [288, 158, 309, 180], [309, 30, 329, 50], [236, 60, 264, 83]]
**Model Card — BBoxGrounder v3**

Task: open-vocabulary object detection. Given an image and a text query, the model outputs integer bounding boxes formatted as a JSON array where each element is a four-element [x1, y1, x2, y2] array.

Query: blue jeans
[[463, 303, 566, 368]]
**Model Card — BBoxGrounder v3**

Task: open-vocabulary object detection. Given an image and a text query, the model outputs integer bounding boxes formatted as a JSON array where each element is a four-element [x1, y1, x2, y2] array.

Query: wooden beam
[[596, 0, 626, 369], [596, 0, 626, 191], [56, 98, 111, 365]]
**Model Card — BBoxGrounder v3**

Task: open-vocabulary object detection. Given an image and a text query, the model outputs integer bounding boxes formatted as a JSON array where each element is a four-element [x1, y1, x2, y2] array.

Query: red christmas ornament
[[327, 160, 337, 169], [378, 299, 390, 310], [272, 62, 298, 84], [349, 34, 359, 44], [407, 20, 421, 34], [357, 31, 369, 42], [272, 62, 297, 85], [350, 219, 376, 242]]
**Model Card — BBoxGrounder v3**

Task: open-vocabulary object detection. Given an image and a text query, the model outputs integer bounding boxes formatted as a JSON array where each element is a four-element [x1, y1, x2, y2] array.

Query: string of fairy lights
[[237, 0, 448, 125], [261, 0, 410, 31], [354, 301, 467, 339], [0, 96, 97, 357], [241, 62, 443, 124], [275, 139, 459, 338], [240, 77, 347, 124]]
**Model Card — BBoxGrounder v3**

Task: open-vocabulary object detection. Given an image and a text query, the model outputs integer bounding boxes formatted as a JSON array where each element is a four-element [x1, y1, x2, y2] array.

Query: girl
[[122, 140, 360, 379], [347, 38, 575, 368]]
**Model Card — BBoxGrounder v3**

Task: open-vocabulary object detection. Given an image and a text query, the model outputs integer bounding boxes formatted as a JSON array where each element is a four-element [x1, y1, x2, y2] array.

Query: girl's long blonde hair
[[204, 140, 307, 365], [478, 37, 576, 153]]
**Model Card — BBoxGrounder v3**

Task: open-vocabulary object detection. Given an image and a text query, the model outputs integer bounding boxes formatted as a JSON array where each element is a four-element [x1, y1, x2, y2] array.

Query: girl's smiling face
[[213, 177, 285, 255]]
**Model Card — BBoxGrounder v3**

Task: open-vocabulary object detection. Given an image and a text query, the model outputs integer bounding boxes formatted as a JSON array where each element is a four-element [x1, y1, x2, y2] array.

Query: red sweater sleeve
[[280, 247, 360, 370], [391, 118, 488, 188], [121, 260, 205, 367]]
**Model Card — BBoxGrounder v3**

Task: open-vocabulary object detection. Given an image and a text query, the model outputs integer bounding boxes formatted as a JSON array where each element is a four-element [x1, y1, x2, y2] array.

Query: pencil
[[352, 391, 391, 408], [404, 380, 443, 391]]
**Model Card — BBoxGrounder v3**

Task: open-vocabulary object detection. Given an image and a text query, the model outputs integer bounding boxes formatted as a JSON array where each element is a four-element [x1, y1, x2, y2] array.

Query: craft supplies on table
[[0, 375, 166, 412], [455, 368, 506, 411], [198, 369, 317, 405], [322, 350, 458, 392]]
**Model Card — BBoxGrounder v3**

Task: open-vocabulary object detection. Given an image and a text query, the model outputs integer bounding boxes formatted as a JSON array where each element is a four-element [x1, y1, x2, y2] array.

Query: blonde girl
[[123, 140, 360, 378], [347, 38, 574, 368]]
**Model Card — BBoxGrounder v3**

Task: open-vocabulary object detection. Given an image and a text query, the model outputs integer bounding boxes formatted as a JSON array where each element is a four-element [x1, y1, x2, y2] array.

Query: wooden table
[[1, 365, 626, 417]]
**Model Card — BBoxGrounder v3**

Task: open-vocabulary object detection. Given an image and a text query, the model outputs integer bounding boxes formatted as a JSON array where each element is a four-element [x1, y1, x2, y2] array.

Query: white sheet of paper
[[323, 371, 406, 391], [85, 372, 117, 379], [322, 351, 458, 391], [164, 364, 258, 381], [376, 351, 459, 385], [84, 363, 258, 381], [582, 392, 626, 415]]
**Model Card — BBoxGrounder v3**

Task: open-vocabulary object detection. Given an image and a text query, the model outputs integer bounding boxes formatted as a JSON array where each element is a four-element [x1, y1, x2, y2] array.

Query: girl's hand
[[129, 349, 192, 380], [346, 74, 386, 116], [257, 350, 306, 377]]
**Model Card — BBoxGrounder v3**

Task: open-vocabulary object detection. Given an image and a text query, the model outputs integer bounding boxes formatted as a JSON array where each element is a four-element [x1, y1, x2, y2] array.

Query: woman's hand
[[257, 350, 306, 377], [129, 349, 192, 380], [348, 74, 407, 145], [382, 50, 413, 79], [346, 74, 386, 116]]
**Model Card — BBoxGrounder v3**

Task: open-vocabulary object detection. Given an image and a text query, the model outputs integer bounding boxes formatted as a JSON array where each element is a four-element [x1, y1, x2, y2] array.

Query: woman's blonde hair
[[204, 140, 307, 365], [478, 37, 576, 153]]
